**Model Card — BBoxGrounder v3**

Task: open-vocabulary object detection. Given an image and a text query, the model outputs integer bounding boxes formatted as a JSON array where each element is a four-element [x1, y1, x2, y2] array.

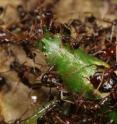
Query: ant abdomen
[[90, 71, 117, 93]]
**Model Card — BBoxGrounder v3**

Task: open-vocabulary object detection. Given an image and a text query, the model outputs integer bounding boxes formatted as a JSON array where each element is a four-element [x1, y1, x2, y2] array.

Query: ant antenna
[[110, 22, 115, 42], [116, 35, 117, 62]]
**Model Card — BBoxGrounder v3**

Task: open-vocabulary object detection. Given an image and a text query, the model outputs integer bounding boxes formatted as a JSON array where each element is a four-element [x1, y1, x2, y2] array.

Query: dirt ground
[[0, 0, 117, 26], [0, 0, 117, 123]]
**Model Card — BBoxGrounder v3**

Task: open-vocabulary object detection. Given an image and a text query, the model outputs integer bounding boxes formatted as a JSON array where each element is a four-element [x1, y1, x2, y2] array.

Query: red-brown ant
[[110, 84, 117, 101], [0, 28, 17, 44], [0, 74, 11, 93], [21, 40, 36, 60], [62, 35, 79, 49], [0, 6, 4, 15], [70, 40, 79, 49], [90, 65, 117, 92], [62, 35, 71, 44], [17, 5, 27, 19], [10, 60, 41, 89], [0, 75, 7, 91], [41, 66, 62, 87]]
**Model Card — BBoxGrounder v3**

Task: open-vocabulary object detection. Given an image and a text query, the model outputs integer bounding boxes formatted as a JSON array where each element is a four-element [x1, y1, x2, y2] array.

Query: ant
[[62, 35, 71, 44], [0, 74, 11, 93], [41, 66, 62, 87], [41, 66, 66, 101], [21, 40, 36, 60], [62, 35, 79, 49], [0, 28, 18, 45], [10, 60, 41, 89], [0, 6, 4, 15], [110, 84, 117, 101], [17, 5, 27, 19], [0, 75, 7, 90], [10, 60, 32, 88], [90, 64, 117, 92]]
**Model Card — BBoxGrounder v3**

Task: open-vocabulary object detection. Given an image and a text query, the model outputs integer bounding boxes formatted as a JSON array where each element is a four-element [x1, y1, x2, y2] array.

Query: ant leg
[[48, 87, 55, 101], [13, 108, 30, 124], [96, 71, 105, 91], [59, 88, 73, 104], [12, 81, 20, 94], [31, 59, 36, 74], [116, 36, 117, 62], [28, 88, 39, 107], [110, 22, 115, 42]]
